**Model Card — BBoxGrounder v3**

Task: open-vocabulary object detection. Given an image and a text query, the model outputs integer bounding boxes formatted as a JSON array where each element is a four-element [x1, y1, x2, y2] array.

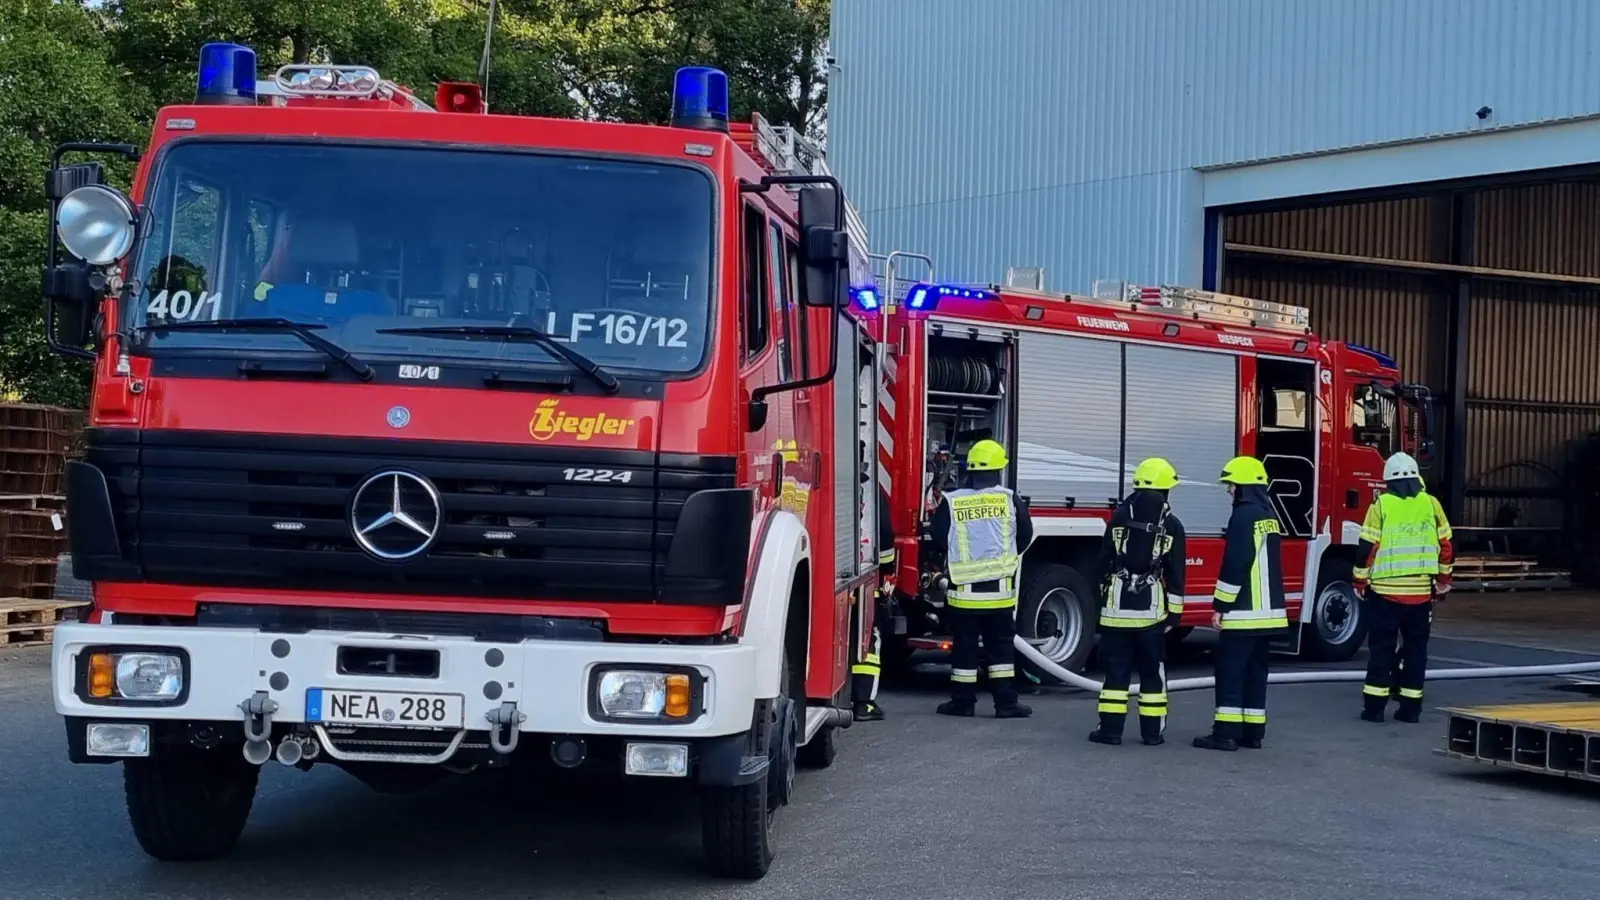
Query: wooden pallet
[[1451, 555, 1572, 592], [0, 494, 65, 511], [0, 598, 88, 647]]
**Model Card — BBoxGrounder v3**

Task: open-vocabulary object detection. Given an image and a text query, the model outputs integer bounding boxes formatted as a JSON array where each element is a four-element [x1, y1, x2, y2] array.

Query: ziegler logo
[[528, 399, 636, 442], [1077, 315, 1129, 332], [1217, 334, 1255, 347]]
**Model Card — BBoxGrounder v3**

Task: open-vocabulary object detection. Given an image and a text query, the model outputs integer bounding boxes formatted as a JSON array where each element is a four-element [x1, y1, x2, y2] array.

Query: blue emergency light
[[671, 66, 730, 132], [904, 282, 998, 312], [1349, 342, 1397, 369], [852, 287, 881, 312], [196, 42, 258, 106]]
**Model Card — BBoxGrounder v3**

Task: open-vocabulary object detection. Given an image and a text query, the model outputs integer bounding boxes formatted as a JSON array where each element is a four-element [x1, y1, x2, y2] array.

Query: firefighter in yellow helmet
[[1193, 455, 1288, 752], [928, 438, 1035, 718], [1089, 458, 1188, 746]]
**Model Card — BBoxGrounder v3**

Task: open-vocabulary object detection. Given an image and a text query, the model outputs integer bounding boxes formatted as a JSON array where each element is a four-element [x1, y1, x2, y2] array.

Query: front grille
[[80, 429, 738, 603]]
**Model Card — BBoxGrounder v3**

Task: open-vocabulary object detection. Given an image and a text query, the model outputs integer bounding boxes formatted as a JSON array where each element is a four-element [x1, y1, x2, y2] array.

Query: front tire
[[124, 747, 260, 861], [703, 650, 794, 879], [1302, 556, 1366, 661], [1016, 563, 1097, 681]]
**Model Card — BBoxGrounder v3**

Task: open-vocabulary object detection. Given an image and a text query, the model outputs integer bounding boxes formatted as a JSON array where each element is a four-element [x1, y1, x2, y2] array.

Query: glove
[[1352, 578, 1368, 598], [1434, 575, 1451, 597]]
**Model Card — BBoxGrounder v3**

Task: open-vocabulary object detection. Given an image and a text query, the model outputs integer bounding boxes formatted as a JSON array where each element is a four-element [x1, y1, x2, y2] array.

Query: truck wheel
[[124, 747, 260, 861], [702, 650, 793, 879], [1017, 564, 1097, 681], [1302, 557, 1366, 662]]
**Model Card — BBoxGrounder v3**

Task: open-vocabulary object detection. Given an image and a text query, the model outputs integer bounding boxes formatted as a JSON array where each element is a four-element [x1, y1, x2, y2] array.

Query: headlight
[[594, 668, 698, 722], [55, 185, 137, 266], [83, 650, 186, 703]]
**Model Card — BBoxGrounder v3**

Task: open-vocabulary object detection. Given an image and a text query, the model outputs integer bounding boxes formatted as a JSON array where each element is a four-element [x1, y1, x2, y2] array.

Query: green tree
[[0, 0, 150, 406]]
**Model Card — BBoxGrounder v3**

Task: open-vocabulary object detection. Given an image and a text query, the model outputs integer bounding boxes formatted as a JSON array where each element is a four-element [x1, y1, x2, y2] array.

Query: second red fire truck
[[857, 266, 1433, 677]]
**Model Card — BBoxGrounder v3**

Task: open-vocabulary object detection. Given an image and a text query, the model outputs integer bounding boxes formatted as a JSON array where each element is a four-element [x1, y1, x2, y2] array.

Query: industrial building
[[829, 0, 1600, 581]]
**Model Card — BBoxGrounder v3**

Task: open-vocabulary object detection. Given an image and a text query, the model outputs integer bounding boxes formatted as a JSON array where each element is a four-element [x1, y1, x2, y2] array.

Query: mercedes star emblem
[[349, 470, 442, 561]]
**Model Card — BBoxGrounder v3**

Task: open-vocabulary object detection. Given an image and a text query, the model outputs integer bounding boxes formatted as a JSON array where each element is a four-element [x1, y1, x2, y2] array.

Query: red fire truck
[[860, 267, 1433, 677], [40, 43, 885, 879]]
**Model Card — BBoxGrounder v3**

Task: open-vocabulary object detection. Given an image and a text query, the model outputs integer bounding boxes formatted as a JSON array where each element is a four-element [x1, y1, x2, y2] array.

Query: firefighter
[[852, 483, 895, 722], [928, 439, 1035, 719], [1089, 458, 1187, 746], [1355, 451, 1454, 724], [1194, 455, 1288, 752]]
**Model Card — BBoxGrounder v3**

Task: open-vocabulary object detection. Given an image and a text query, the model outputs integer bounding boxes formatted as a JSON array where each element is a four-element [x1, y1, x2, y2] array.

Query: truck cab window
[[1255, 357, 1317, 538], [784, 237, 809, 378], [767, 222, 794, 381], [741, 203, 770, 361], [1351, 383, 1398, 457]]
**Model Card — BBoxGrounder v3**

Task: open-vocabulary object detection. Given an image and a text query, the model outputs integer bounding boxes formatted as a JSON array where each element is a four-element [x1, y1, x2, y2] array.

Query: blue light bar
[[196, 42, 257, 106], [852, 287, 880, 312], [671, 66, 730, 132], [1348, 342, 1397, 370], [904, 282, 998, 312]]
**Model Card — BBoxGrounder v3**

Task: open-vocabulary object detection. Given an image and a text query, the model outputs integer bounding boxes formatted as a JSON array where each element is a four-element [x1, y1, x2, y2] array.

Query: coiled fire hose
[[1012, 635, 1600, 696]]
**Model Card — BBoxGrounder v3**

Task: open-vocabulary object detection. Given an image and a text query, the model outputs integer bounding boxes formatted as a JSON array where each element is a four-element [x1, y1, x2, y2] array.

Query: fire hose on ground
[[1011, 635, 1600, 695]]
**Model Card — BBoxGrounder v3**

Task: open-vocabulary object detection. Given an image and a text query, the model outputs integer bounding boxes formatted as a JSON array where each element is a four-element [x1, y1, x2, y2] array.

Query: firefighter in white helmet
[[1354, 451, 1454, 724], [927, 438, 1035, 719], [1089, 457, 1188, 746]]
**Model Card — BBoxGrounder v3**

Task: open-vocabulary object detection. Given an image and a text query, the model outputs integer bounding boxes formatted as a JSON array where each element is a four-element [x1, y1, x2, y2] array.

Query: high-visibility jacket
[[941, 486, 1022, 609], [1098, 492, 1187, 629], [1211, 488, 1288, 631], [1354, 490, 1453, 602]]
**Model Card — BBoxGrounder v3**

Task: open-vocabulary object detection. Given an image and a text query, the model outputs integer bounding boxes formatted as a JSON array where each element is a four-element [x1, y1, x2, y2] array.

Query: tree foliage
[[0, 0, 829, 406]]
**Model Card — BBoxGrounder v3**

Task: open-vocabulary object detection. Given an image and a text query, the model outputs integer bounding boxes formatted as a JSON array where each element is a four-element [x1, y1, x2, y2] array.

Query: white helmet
[[1383, 452, 1420, 482]]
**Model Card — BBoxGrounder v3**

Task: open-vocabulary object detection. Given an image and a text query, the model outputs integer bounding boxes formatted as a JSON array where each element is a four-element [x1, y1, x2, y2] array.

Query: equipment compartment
[[923, 331, 1014, 499]]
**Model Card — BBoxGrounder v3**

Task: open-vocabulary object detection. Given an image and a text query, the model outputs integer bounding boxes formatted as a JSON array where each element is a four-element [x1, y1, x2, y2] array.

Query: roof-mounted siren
[[671, 66, 730, 132], [436, 82, 485, 114], [196, 42, 258, 106]]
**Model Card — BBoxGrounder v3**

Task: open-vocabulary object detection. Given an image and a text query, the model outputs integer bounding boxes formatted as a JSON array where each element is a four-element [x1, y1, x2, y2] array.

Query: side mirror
[[797, 184, 847, 308]]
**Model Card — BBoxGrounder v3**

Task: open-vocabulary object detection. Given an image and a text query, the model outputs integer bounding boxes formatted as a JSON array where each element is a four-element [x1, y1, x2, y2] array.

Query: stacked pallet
[[1451, 554, 1572, 592], [0, 403, 87, 646]]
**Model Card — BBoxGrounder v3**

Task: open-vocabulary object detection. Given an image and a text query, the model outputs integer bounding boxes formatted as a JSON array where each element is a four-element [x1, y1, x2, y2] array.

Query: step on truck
[[41, 44, 886, 879], [861, 265, 1436, 677]]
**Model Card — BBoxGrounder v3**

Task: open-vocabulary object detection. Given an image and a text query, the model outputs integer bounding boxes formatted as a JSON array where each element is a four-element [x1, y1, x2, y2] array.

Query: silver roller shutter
[[1015, 332, 1123, 508], [1123, 344, 1239, 535]]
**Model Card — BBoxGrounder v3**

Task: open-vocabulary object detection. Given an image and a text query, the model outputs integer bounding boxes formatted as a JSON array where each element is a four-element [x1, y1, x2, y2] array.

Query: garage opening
[[1217, 169, 1600, 591]]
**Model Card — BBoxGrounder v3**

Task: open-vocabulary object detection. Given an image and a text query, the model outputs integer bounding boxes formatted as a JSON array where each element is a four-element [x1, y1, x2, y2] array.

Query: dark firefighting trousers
[[1096, 625, 1167, 742], [1363, 592, 1433, 715], [1210, 630, 1274, 744], [850, 592, 884, 706], [949, 607, 1020, 709]]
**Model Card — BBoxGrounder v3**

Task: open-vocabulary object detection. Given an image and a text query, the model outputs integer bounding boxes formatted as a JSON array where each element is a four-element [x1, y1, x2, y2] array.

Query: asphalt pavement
[[3, 632, 1598, 900]]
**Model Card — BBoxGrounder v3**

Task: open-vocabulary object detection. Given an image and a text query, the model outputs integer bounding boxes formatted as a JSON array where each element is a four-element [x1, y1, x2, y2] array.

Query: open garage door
[[1217, 172, 1600, 586]]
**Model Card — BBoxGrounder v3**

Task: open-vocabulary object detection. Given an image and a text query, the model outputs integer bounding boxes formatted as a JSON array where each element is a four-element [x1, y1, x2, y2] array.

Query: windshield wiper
[[376, 325, 620, 395], [141, 318, 375, 382]]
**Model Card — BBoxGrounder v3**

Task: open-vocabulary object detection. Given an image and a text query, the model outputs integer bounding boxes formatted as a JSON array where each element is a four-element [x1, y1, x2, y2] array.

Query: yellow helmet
[[966, 439, 1009, 472], [1219, 455, 1268, 486], [1132, 457, 1179, 490]]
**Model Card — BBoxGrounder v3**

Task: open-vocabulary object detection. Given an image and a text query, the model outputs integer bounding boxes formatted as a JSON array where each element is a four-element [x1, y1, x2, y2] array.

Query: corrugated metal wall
[[1222, 179, 1600, 529], [831, 0, 1600, 291]]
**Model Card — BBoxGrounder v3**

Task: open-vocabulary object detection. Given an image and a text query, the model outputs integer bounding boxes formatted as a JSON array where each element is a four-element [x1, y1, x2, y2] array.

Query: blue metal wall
[[829, 0, 1600, 291]]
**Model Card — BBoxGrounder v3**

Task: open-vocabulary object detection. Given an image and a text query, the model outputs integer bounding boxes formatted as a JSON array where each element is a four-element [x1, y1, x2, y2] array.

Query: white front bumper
[[51, 623, 758, 739]]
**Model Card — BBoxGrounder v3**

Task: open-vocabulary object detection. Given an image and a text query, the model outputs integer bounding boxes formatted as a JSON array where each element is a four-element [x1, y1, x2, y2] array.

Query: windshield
[[125, 141, 714, 375]]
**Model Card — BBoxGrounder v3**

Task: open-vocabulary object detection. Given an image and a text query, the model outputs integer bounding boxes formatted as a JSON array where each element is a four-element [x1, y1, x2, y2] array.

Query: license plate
[[305, 688, 465, 728]]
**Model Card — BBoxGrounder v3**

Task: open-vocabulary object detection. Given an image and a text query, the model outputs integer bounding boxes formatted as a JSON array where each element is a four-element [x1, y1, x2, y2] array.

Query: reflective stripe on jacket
[[1354, 491, 1452, 599], [1211, 489, 1289, 631], [943, 487, 1020, 609]]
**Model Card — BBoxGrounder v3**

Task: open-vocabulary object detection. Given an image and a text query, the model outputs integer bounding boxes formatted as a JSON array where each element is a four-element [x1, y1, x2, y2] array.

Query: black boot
[[994, 703, 1033, 719], [1088, 730, 1122, 745], [936, 700, 975, 717], [1192, 734, 1239, 752], [1393, 704, 1421, 724], [1239, 738, 1262, 749], [1360, 707, 1385, 723], [853, 700, 885, 722]]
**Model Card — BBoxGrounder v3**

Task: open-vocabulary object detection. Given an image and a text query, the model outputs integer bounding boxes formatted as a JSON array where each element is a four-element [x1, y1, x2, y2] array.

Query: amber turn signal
[[664, 673, 692, 718], [88, 653, 115, 699]]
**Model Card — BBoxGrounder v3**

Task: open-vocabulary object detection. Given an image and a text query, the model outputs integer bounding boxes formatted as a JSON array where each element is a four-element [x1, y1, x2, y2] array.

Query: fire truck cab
[[867, 267, 1432, 677], [40, 43, 883, 880]]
